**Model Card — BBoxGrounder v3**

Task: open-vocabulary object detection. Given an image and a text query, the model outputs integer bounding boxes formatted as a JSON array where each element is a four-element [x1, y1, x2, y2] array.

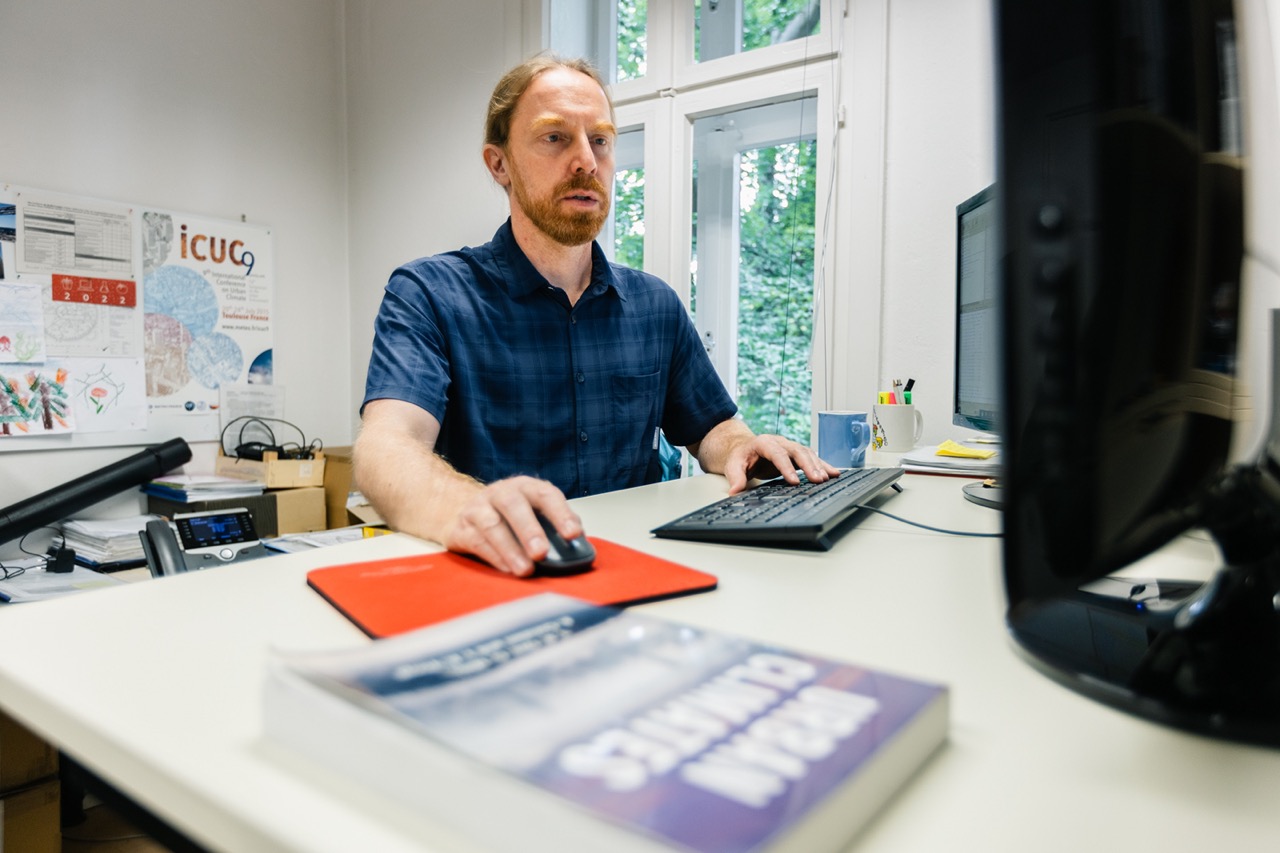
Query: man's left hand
[[722, 433, 840, 495]]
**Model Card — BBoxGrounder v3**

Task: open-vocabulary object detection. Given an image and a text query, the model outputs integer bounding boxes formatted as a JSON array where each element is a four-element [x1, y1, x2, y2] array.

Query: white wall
[[342, 0, 524, 438], [0, 0, 350, 554], [879, 0, 996, 445]]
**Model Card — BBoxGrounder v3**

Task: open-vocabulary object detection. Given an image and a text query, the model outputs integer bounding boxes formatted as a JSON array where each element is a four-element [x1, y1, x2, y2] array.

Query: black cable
[[218, 416, 316, 459], [854, 504, 1003, 538]]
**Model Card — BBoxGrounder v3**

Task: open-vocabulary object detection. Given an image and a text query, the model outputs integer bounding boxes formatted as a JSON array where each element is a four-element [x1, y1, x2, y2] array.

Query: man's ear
[[483, 143, 512, 190]]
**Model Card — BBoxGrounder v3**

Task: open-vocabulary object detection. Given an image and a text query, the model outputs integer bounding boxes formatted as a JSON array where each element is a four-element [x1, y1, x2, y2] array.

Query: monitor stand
[[962, 479, 1003, 509]]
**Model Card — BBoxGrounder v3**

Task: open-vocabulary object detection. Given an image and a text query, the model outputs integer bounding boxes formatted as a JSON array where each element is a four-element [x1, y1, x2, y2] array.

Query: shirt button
[[576, 372, 585, 383], [579, 432, 588, 443], [581, 489, 589, 497]]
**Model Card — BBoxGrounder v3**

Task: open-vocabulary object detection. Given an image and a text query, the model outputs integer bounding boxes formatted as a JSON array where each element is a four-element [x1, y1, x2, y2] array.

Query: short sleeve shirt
[[362, 220, 737, 498]]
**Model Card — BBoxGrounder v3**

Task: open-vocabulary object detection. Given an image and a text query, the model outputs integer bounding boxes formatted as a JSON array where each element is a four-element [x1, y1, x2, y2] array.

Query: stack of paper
[[900, 440, 1002, 476], [142, 474, 266, 503], [59, 514, 160, 568]]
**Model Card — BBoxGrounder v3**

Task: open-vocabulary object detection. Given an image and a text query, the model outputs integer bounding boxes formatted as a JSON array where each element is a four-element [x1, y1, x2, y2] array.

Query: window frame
[[526, 0, 890, 433]]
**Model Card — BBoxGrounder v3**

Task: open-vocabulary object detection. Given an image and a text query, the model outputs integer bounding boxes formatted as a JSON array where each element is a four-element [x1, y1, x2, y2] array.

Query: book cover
[[264, 594, 949, 853], [306, 538, 719, 637]]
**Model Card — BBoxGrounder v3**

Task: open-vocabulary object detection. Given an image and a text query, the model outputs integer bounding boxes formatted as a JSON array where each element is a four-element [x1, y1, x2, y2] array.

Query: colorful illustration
[[0, 365, 74, 437]]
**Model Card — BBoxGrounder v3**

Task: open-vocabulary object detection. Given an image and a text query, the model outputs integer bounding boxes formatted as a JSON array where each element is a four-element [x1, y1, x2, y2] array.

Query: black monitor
[[953, 184, 1001, 436], [997, 0, 1280, 745]]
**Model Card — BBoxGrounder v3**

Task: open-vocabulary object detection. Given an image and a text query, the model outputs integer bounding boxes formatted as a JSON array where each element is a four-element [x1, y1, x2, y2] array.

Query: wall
[[879, 0, 996, 445], [0, 0, 350, 556], [342, 0, 523, 440], [0, 0, 1000, 559]]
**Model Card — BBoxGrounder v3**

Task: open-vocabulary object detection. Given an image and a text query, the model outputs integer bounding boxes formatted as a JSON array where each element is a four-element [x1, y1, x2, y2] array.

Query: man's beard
[[511, 169, 611, 247]]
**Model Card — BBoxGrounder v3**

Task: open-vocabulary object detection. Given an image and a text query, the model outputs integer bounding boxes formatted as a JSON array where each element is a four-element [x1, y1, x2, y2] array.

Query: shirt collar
[[493, 219, 626, 303]]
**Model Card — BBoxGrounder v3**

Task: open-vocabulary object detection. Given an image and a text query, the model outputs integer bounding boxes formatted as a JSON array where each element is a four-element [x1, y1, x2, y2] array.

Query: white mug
[[873, 404, 924, 452]]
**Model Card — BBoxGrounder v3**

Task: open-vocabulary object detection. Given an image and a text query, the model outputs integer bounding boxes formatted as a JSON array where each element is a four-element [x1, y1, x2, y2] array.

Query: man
[[355, 55, 836, 577]]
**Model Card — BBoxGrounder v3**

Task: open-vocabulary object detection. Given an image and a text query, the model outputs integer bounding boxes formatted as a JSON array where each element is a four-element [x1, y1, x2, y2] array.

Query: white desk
[[0, 472, 1276, 852]]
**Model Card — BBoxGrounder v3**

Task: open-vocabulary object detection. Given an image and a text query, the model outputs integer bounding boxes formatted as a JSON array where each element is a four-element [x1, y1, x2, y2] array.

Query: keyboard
[[651, 467, 904, 550]]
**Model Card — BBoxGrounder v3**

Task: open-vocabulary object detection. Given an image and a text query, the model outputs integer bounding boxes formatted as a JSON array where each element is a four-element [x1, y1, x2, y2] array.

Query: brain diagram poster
[[140, 211, 273, 426]]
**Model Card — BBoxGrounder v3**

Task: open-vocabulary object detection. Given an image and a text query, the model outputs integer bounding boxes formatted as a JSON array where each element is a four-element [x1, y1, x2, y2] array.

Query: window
[[695, 0, 822, 63], [542, 0, 852, 453], [692, 98, 817, 442]]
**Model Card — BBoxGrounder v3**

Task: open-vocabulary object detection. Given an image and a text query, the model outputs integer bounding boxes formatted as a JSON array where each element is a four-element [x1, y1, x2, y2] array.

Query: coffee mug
[[873, 404, 924, 452], [817, 411, 873, 469]]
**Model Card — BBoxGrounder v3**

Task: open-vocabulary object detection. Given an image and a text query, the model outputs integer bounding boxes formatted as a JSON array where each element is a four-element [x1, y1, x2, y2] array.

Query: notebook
[[306, 538, 718, 638]]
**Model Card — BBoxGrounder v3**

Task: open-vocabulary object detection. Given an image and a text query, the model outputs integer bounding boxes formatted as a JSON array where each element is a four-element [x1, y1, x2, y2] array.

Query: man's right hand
[[444, 476, 585, 577], [355, 400, 586, 577]]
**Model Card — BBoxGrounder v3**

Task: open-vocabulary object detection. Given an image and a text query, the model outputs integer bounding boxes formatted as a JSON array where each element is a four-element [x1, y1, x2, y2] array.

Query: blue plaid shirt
[[362, 220, 737, 497]]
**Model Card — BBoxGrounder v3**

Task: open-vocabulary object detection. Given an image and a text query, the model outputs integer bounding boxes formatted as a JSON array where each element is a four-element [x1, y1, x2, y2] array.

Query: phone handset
[[140, 519, 188, 577]]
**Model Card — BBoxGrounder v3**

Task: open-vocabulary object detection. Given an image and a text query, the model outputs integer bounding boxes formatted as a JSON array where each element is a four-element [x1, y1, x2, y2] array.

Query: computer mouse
[[532, 513, 596, 576]]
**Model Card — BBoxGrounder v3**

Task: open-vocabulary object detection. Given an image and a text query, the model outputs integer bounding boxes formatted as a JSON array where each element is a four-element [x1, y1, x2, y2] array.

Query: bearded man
[[354, 55, 835, 576]]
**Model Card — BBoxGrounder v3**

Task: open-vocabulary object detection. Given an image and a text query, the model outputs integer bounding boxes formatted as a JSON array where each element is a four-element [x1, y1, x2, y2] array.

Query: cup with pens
[[873, 379, 924, 452]]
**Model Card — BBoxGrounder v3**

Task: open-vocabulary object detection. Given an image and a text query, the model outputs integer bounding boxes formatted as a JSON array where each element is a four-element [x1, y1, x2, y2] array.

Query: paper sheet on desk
[[0, 560, 125, 602], [900, 441, 1002, 476]]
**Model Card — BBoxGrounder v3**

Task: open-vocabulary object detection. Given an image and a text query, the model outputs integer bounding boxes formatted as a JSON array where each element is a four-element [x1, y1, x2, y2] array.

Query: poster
[[140, 209, 273, 420], [15, 190, 133, 279]]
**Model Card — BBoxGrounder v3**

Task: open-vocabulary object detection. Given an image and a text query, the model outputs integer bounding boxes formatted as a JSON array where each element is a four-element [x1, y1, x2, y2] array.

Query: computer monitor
[[997, 0, 1280, 745], [953, 184, 1000, 437]]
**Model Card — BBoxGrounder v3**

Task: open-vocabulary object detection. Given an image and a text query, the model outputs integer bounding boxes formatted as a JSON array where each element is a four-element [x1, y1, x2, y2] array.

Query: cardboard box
[[147, 486, 326, 538], [215, 449, 325, 489], [0, 711, 57, 795], [1, 779, 60, 853], [322, 446, 384, 529]]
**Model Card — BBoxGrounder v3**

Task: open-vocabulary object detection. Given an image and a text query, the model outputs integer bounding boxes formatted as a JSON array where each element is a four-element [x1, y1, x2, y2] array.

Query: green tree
[[613, 168, 646, 268], [736, 141, 817, 444]]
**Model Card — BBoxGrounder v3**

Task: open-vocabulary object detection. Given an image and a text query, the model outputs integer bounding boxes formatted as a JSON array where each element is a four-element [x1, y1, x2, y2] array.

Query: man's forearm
[[352, 427, 482, 545]]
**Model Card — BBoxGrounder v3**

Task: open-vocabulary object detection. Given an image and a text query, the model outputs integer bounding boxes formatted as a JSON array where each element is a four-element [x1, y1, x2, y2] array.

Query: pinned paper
[[935, 439, 997, 460]]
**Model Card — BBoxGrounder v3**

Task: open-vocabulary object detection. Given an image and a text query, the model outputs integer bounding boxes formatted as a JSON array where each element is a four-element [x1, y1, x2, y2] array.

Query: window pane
[[613, 168, 645, 267], [606, 128, 645, 266], [695, 0, 822, 63], [617, 0, 648, 82], [691, 99, 818, 445], [736, 141, 816, 445], [549, 0, 647, 85]]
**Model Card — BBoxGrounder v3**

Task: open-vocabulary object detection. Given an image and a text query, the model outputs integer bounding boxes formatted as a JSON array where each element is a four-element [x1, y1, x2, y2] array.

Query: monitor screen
[[953, 185, 1000, 434], [996, 0, 1280, 745]]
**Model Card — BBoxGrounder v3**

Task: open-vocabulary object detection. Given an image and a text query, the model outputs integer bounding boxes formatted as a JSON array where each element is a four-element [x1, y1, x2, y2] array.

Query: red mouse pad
[[306, 538, 718, 638]]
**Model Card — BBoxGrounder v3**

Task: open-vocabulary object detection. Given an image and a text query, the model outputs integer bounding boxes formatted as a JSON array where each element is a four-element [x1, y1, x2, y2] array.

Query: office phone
[[141, 508, 269, 577]]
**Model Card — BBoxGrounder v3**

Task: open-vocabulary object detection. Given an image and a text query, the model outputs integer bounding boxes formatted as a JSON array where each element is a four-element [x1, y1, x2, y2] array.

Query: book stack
[[58, 515, 160, 570], [265, 594, 948, 853], [141, 474, 265, 503]]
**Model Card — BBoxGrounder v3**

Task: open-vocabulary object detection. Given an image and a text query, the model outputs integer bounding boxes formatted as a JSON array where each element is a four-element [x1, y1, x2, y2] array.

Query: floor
[[61, 800, 171, 853]]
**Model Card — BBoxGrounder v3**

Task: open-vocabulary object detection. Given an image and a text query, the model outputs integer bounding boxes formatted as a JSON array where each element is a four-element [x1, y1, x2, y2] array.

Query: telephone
[[140, 508, 270, 577]]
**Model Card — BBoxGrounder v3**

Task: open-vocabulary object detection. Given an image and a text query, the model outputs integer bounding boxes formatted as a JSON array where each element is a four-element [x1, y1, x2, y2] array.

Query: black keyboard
[[651, 467, 904, 550]]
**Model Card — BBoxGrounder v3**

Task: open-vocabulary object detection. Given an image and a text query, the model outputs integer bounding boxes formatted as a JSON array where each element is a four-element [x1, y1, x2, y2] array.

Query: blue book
[[264, 594, 948, 853]]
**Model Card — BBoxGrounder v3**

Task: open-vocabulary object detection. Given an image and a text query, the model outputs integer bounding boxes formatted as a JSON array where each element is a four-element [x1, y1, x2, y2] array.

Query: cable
[[0, 526, 70, 578], [854, 503, 1003, 538], [218, 416, 321, 460]]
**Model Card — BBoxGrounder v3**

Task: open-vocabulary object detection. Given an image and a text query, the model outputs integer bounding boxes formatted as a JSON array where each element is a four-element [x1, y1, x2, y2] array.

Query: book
[[264, 593, 949, 853], [306, 538, 719, 637]]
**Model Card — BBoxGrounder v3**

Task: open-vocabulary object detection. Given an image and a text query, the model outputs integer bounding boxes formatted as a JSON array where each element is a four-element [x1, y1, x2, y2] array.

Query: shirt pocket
[[610, 371, 663, 485]]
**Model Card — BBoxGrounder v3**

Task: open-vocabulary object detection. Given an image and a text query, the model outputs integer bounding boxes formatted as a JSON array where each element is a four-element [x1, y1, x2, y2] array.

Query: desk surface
[[0, 472, 1276, 852]]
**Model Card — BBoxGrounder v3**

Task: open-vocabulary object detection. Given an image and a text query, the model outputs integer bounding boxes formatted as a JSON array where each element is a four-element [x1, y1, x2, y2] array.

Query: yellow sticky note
[[936, 439, 997, 459]]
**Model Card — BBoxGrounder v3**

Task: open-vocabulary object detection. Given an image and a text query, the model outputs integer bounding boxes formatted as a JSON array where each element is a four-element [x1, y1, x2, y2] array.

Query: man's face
[[490, 67, 616, 247]]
